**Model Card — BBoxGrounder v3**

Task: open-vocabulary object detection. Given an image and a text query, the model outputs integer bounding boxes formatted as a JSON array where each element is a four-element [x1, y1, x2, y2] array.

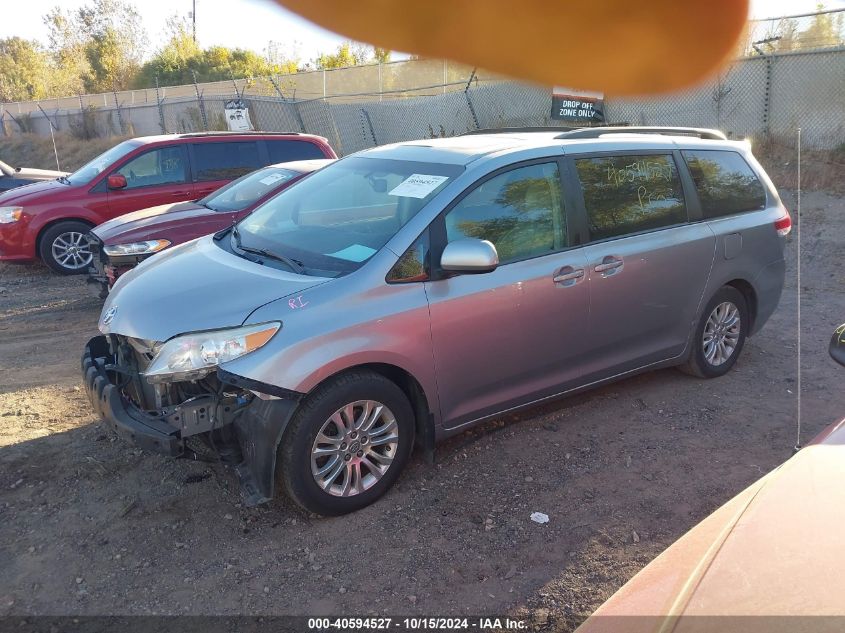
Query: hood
[[100, 234, 329, 342], [0, 177, 68, 204], [93, 201, 210, 243], [578, 438, 845, 630], [13, 166, 69, 180]]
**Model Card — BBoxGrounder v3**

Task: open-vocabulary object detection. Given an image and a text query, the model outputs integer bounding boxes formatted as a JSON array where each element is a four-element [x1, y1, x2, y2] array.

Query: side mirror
[[830, 324, 845, 368], [107, 174, 127, 190], [440, 238, 499, 274]]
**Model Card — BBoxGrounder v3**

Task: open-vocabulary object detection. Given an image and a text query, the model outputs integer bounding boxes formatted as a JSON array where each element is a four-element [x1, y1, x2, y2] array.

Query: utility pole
[[192, 0, 197, 43]]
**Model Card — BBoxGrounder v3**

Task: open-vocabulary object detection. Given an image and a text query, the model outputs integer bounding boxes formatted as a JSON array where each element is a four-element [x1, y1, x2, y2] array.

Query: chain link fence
[[2, 26, 844, 153]]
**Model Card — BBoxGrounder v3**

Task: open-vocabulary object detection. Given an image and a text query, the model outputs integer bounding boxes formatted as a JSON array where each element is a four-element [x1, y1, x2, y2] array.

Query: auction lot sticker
[[389, 174, 450, 199], [551, 87, 605, 122]]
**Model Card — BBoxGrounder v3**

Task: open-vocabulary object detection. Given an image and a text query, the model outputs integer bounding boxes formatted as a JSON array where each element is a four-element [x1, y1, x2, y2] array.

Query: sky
[[1, 0, 844, 62]]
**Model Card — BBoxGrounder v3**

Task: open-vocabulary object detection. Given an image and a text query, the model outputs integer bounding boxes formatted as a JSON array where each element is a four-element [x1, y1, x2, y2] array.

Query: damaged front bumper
[[82, 335, 302, 505]]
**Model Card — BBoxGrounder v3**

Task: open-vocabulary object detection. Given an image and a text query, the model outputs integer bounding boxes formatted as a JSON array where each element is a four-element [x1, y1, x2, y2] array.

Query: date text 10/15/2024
[[307, 617, 529, 631]]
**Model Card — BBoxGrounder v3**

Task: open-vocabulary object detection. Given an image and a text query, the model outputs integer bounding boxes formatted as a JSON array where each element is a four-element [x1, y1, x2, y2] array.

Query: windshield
[[233, 156, 462, 276], [66, 140, 142, 185], [201, 166, 301, 212]]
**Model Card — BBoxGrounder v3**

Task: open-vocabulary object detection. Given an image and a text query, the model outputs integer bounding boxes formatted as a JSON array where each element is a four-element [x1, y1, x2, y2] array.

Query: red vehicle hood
[[92, 201, 229, 245], [0, 177, 70, 204]]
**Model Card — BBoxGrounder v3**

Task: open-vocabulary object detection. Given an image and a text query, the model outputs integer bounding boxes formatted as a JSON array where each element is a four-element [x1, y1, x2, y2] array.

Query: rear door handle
[[553, 266, 585, 286], [594, 256, 624, 275]]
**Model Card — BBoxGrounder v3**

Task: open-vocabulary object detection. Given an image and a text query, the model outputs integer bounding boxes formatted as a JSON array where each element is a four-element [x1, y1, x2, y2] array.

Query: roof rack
[[462, 126, 579, 136], [555, 126, 727, 141]]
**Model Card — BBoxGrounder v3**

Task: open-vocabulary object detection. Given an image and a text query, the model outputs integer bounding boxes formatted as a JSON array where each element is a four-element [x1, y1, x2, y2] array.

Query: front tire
[[278, 370, 414, 516], [39, 220, 94, 275], [680, 286, 748, 378]]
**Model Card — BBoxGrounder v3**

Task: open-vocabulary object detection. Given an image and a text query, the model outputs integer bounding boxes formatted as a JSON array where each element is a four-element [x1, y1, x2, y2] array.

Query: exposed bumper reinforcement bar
[[82, 335, 182, 456]]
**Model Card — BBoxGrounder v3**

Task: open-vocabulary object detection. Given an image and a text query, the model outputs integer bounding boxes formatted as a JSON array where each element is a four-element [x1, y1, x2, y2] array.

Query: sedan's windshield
[[66, 140, 142, 185], [201, 166, 301, 212], [233, 156, 462, 275]]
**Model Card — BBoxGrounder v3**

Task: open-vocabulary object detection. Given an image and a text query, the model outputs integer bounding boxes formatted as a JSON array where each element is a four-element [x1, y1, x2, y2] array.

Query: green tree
[[0, 38, 53, 101], [44, 0, 146, 92]]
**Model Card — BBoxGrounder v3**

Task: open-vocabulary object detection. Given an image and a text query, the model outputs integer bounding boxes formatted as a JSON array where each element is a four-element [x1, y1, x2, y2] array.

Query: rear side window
[[192, 142, 261, 182], [444, 162, 564, 265], [682, 150, 766, 218], [575, 154, 686, 241], [267, 139, 327, 163]]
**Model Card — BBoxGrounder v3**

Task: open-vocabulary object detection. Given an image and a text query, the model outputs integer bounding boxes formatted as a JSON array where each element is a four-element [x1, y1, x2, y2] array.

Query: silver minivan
[[82, 127, 790, 515]]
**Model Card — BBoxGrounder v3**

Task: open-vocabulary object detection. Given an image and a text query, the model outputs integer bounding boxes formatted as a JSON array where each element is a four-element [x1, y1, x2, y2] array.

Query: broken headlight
[[103, 239, 171, 256], [144, 322, 281, 383]]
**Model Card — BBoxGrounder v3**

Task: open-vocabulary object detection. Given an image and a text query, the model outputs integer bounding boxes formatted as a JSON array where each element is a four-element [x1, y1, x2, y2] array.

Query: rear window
[[267, 139, 327, 163], [682, 150, 767, 218], [575, 154, 687, 241], [192, 141, 261, 182]]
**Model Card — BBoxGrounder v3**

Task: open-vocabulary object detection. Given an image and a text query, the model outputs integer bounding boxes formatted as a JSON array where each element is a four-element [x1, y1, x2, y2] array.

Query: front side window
[[575, 154, 687, 241], [234, 157, 461, 276], [115, 146, 186, 190], [193, 141, 261, 182], [682, 150, 767, 218], [444, 162, 564, 265], [387, 230, 430, 283], [67, 139, 143, 185], [201, 167, 300, 212]]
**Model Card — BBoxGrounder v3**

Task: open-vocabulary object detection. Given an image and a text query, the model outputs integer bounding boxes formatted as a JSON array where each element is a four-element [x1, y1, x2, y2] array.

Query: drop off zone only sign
[[551, 88, 605, 122]]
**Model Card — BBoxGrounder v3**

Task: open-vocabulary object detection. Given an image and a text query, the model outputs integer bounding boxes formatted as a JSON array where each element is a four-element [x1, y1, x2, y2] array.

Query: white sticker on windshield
[[388, 174, 449, 199], [259, 173, 287, 185]]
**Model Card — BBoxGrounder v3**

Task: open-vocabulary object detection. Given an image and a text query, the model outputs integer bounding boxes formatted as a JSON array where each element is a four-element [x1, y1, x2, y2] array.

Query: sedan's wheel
[[39, 220, 94, 274], [680, 286, 748, 378], [279, 370, 413, 516], [311, 400, 399, 497]]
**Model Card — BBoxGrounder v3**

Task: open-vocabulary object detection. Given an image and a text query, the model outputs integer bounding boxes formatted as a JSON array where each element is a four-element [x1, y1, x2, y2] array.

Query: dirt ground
[[0, 190, 843, 630]]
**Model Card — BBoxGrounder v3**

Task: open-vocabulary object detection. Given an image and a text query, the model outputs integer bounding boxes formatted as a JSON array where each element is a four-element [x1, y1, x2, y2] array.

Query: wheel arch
[[724, 278, 758, 334], [35, 216, 97, 255], [301, 362, 434, 455]]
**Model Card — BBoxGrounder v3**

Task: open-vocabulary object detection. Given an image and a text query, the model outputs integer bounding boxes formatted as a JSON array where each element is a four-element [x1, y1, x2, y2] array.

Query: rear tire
[[39, 220, 94, 275], [278, 370, 414, 516], [680, 286, 748, 378]]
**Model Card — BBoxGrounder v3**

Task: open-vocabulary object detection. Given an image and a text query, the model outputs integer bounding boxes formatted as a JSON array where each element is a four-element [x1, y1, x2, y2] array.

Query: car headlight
[[103, 239, 171, 256], [0, 207, 23, 224], [144, 322, 281, 383]]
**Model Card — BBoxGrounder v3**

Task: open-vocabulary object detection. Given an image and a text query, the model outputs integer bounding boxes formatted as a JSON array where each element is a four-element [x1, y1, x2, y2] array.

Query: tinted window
[[682, 150, 766, 218], [575, 154, 686, 240], [267, 139, 326, 163], [192, 141, 261, 182], [387, 230, 430, 283], [116, 146, 186, 189], [445, 162, 564, 265]]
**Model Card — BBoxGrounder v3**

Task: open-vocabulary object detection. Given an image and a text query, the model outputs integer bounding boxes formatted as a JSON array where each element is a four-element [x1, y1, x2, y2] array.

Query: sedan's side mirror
[[440, 238, 499, 274], [107, 174, 127, 190], [830, 324, 845, 368]]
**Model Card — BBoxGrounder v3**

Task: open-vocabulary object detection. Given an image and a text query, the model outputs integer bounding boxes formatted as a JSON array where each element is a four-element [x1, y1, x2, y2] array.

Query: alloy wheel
[[702, 301, 741, 366], [51, 231, 93, 270], [310, 400, 399, 497]]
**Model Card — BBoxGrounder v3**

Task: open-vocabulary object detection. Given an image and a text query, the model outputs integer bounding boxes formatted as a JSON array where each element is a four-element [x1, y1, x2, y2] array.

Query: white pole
[[795, 126, 801, 450], [49, 118, 60, 171]]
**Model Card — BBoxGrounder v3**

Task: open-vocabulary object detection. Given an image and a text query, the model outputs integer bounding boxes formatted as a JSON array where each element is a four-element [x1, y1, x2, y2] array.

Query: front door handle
[[553, 266, 585, 286], [594, 256, 624, 275]]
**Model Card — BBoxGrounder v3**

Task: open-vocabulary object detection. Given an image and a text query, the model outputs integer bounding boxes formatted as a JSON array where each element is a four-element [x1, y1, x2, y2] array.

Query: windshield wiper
[[57, 175, 70, 184], [232, 227, 306, 274]]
